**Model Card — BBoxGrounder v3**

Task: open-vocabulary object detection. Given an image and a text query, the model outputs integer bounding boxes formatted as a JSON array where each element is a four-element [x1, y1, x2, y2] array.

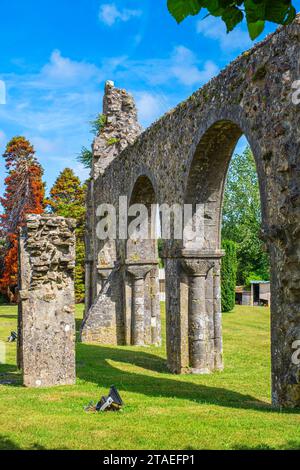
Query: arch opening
[[125, 175, 161, 347], [180, 120, 270, 378]]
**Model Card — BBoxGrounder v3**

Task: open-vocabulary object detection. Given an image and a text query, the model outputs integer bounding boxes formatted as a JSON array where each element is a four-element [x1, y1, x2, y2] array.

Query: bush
[[221, 240, 237, 313], [0, 292, 7, 304]]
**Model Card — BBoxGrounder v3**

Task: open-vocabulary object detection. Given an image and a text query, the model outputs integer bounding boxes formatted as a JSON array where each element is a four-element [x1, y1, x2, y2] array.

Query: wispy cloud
[[99, 3, 142, 26], [0, 51, 108, 189], [170, 46, 218, 86], [117, 46, 219, 88], [0, 43, 217, 193], [134, 91, 170, 125], [36, 50, 100, 86], [197, 16, 251, 53]]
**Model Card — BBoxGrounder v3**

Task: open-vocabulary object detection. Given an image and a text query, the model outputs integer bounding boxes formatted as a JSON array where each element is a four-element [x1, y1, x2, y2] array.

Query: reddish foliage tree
[[0, 137, 45, 302]]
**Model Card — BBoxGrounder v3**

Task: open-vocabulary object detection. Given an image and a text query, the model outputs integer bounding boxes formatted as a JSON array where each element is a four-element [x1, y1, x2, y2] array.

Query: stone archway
[[125, 174, 161, 347], [82, 17, 300, 407], [178, 121, 262, 376]]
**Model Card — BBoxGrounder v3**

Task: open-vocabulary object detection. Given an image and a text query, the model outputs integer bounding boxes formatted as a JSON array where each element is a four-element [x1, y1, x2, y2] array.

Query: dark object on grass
[[84, 386, 124, 413], [96, 386, 123, 412], [8, 331, 17, 343]]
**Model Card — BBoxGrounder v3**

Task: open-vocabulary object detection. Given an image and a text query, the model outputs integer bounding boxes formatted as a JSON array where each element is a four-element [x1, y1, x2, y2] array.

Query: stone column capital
[[126, 260, 157, 280], [97, 265, 115, 280], [180, 250, 225, 277], [181, 258, 215, 277]]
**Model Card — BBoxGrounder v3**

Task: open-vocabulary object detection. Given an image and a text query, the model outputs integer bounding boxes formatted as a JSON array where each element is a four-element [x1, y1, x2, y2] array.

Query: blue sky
[[0, 0, 277, 197]]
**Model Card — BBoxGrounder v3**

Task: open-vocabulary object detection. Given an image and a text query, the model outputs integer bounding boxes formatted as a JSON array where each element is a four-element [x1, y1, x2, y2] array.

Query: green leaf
[[203, 0, 224, 16], [247, 20, 265, 40], [265, 1, 296, 24], [244, 0, 266, 23], [222, 6, 244, 32], [167, 0, 202, 23]]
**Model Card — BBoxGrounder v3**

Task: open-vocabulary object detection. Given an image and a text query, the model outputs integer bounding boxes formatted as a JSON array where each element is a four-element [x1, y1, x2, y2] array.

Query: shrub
[[221, 240, 237, 313]]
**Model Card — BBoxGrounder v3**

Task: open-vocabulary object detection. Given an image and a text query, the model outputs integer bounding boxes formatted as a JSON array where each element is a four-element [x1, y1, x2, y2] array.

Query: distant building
[[235, 286, 251, 306], [235, 281, 270, 307], [251, 281, 270, 307]]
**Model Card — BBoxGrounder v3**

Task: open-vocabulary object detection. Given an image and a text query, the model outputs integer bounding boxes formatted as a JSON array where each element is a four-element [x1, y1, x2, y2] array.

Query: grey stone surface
[[18, 215, 76, 388], [83, 18, 300, 407]]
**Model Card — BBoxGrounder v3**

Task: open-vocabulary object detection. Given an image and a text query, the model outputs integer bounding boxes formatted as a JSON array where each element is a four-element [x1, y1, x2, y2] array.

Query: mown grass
[[0, 304, 299, 450]]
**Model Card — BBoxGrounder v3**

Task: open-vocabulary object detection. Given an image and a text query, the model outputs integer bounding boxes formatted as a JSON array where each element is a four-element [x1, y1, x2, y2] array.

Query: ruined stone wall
[[82, 80, 161, 347], [85, 18, 300, 407], [18, 215, 76, 388], [92, 80, 142, 179]]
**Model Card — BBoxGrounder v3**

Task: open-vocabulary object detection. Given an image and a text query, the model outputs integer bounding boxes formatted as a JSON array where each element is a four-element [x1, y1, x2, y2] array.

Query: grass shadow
[[0, 363, 22, 386], [0, 434, 50, 450], [76, 342, 285, 413], [232, 440, 300, 450], [0, 315, 18, 319]]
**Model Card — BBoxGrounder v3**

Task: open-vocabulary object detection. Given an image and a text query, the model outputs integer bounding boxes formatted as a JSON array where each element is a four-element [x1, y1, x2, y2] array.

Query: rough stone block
[[18, 215, 76, 388]]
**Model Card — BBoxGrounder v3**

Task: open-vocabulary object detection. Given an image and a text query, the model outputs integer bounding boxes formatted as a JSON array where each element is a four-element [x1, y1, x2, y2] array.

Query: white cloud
[[99, 3, 142, 26], [0, 43, 219, 195], [135, 92, 169, 125], [117, 46, 219, 88], [171, 46, 219, 86], [197, 16, 251, 52], [0, 51, 107, 188], [27, 50, 101, 89]]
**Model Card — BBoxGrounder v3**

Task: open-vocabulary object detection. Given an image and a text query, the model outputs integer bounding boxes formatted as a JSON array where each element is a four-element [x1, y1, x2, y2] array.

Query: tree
[[167, 0, 297, 40], [222, 146, 269, 285], [46, 168, 86, 303], [221, 239, 237, 312], [0, 137, 44, 301]]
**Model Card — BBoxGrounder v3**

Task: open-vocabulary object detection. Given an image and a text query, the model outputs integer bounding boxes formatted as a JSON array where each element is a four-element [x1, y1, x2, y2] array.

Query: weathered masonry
[[82, 18, 300, 407], [18, 215, 76, 388]]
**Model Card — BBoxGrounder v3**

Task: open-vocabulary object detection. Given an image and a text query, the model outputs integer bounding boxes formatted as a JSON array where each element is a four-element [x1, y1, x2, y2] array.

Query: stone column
[[213, 259, 223, 371], [181, 250, 224, 374], [18, 215, 76, 388], [126, 262, 156, 346], [150, 266, 161, 346]]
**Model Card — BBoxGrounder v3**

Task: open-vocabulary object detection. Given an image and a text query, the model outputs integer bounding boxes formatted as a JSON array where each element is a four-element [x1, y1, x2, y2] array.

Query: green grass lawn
[[0, 303, 299, 450]]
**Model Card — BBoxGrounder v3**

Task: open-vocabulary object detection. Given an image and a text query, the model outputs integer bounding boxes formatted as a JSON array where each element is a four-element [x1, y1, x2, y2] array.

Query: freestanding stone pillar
[[18, 215, 76, 388], [126, 261, 157, 346], [181, 250, 224, 374]]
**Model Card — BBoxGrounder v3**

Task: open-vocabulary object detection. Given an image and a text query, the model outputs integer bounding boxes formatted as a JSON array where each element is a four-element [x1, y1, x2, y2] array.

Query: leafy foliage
[[222, 146, 270, 285], [77, 146, 93, 169], [90, 113, 107, 136], [46, 168, 86, 303], [167, 0, 297, 39], [221, 239, 237, 313], [0, 137, 44, 302], [76, 113, 107, 170]]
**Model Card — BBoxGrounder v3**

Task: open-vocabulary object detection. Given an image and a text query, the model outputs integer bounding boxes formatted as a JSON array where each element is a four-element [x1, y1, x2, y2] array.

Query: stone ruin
[[18, 17, 300, 407], [18, 215, 76, 388]]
